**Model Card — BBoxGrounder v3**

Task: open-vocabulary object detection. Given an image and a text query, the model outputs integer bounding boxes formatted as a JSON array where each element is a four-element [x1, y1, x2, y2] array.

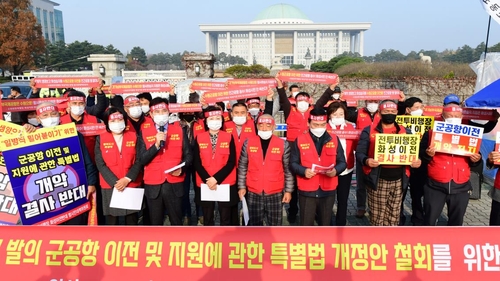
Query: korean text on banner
[[396, 116, 434, 139], [110, 82, 171, 94], [33, 77, 100, 89], [430, 121, 484, 156], [203, 86, 269, 103], [0, 120, 24, 139], [168, 103, 203, 113], [191, 81, 227, 91], [277, 70, 339, 84], [0, 153, 19, 225], [328, 129, 361, 140], [1, 98, 69, 113], [226, 79, 277, 89], [374, 134, 420, 165], [480, 0, 500, 25], [342, 89, 401, 100], [462, 108, 498, 121], [1, 226, 500, 280], [1, 123, 90, 225]]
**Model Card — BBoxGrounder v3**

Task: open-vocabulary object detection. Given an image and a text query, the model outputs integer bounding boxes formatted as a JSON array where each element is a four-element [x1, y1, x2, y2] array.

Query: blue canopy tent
[[465, 80, 500, 184]]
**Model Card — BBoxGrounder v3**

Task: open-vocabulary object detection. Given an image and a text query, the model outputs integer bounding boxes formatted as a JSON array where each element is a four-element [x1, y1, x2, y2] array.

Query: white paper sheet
[[110, 187, 145, 210], [201, 184, 230, 202], [164, 162, 186, 174], [241, 197, 250, 226]]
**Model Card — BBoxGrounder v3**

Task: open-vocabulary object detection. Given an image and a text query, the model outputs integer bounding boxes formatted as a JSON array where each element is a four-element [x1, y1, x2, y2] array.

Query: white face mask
[[310, 127, 326, 138], [445, 117, 462, 125], [292, 91, 299, 98], [28, 118, 39, 126], [41, 117, 60, 128], [248, 108, 260, 116], [258, 130, 273, 140], [70, 105, 85, 116], [410, 109, 423, 116], [329, 117, 345, 127], [128, 106, 142, 118], [109, 122, 125, 134], [233, 116, 247, 125], [153, 114, 169, 126], [297, 101, 309, 112], [366, 103, 379, 113], [332, 94, 340, 100], [141, 105, 150, 113], [207, 120, 222, 131]]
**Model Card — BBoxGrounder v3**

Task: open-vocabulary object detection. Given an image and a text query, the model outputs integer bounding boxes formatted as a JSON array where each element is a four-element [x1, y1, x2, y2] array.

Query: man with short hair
[[137, 92, 152, 116], [123, 96, 146, 134]]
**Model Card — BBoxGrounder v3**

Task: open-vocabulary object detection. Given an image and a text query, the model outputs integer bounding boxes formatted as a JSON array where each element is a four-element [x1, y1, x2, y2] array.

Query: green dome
[[251, 3, 313, 24]]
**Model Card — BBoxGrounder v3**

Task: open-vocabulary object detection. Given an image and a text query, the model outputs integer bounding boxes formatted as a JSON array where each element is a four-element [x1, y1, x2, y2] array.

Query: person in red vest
[[356, 100, 421, 226], [237, 114, 294, 225], [193, 106, 238, 226], [290, 108, 347, 226], [138, 97, 193, 226], [326, 102, 358, 226], [94, 107, 143, 225], [487, 150, 500, 225], [274, 77, 314, 224], [287, 84, 300, 105], [223, 102, 257, 163], [420, 104, 482, 226], [246, 98, 263, 123], [123, 96, 146, 134]]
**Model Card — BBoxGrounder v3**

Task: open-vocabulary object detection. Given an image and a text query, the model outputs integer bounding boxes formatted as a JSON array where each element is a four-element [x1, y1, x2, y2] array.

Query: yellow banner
[[374, 134, 420, 165], [0, 120, 24, 139], [396, 116, 434, 138], [0, 123, 78, 151]]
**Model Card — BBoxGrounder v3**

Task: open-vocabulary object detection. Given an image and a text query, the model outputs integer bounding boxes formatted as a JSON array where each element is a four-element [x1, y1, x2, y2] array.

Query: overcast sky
[[55, 0, 500, 56]]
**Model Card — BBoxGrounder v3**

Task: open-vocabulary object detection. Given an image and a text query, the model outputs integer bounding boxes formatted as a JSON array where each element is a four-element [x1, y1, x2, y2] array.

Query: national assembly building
[[199, 3, 371, 68]]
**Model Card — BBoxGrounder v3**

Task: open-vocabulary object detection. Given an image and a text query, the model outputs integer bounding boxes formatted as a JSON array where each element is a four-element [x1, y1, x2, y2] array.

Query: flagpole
[[480, 16, 492, 86]]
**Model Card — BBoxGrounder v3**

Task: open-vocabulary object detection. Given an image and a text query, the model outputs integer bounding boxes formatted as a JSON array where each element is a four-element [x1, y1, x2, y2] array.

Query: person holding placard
[[274, 77, 314, 224], [326, 102, 357, 226], [420, 104, 482, 226], [237, 114, 294, 226], [486, 149, 500, 225], [95, 108, 143, 225], [290, 108, 347, 226], [356, 100, 421, 226], [138, 98, 192, 226], [193, 106, 239, 226]]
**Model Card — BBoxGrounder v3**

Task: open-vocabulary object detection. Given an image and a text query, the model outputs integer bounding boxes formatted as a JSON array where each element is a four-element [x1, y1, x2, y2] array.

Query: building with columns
[[199, 3, 371, 68]]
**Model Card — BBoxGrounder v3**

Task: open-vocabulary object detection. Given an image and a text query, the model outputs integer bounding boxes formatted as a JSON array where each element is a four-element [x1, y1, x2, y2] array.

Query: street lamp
[[99, 64, 105, 76], [195, 63, 201, 77]]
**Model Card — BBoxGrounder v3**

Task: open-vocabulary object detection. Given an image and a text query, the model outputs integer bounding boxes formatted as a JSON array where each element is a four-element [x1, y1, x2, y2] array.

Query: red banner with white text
[[226, 79, 277, 89], [110, 82, 171, 94], [191, 81, 227, 91], [1, 98, 68, 112], [342, 89, 401, 100], [277, 71, 339, 84], [0, 226, 499, 281], [204, 86, 270, 103], [33, 77, 100, 89], [169, 103, 203, 113]]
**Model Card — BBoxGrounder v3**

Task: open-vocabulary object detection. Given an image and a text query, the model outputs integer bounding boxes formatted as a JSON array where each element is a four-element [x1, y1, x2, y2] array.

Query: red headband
[[124, 96, 140, 106], [68, 96, 85, 102], [150, 103, 168, 111], [443, 106, 463, 113], [296, 96, 309, 102], [204, 110, 222, 118], [109, 113, 124, 121], [247, 99, 260, 105], [258, 117, 275, 125], [380, 102, 397, 110], [37, 105, 58, 115], [310, 115, 327, 122]]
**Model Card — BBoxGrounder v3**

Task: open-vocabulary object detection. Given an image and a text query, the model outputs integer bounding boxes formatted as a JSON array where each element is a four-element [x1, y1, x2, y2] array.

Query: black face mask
[[381, 114, 397, 124], [181, 114, 195, 123]]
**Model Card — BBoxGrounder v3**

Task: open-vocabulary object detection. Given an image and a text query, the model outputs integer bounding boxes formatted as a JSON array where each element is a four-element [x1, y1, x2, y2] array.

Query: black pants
[[334, 172, 353, 226], [106, 214, 138, 225], [490, 199, 500, 226], [288, 182, 299, 217], [400, 173, 426, 226], [146, 182, 183, 226], [202, 203, 238, 226], [424, 184, 470, 226], [299, 194, 335, 226], [355, 161, 367, 211]]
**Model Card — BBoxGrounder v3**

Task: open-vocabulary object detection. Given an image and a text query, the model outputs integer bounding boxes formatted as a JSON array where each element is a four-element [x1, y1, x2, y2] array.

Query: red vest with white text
[[285, 106, 312, 142], [195, 131, 236, 187], [356, 108, 380, 131], [224, 119, 256, 163]]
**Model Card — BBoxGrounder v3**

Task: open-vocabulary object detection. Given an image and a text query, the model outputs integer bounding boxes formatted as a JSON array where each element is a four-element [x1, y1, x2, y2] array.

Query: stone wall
[[293, 78, 477, 106]]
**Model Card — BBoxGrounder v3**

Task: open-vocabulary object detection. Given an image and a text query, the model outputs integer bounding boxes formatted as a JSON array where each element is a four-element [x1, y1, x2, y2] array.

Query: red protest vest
[[427, 129, 471, 184], [296, 132, 339, 191], [98, 131, 142, 189], [60, 113, 98, 163], [223, 112, 231, 122], [192, 119, 206, 141], [288, 97, 296, 105], [285, 106, 312, 142], [327, 123, 356, 170], [224, 119, 256, 163], [195, 131, 236, 187], [245, 135, 285, 195], [356, 108, 380, 131], [141, 118, 185, 185], [363, 124, 411, 177]]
